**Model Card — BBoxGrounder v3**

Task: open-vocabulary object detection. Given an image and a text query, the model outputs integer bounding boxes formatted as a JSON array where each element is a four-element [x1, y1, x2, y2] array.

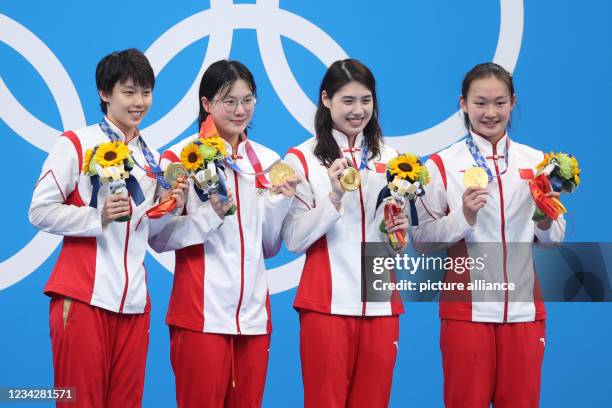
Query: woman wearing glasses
[[151, 59, 298, 407]]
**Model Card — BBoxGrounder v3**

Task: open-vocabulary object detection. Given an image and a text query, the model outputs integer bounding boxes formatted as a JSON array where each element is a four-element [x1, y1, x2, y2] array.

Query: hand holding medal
[[270, 162, 299, 197], [461, 167, 489, 226], [327, 158, 352, 206], [463, 167, 489, 189], [143, 163, 189, 220], [340, 166, 360, 192], [164, 163, 189, 188]]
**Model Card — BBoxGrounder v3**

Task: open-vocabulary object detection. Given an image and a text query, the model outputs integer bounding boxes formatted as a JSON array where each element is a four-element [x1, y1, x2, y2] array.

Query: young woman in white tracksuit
[[28, 49, 188, 408], [149, 60, 298, 407], [282, 59, 409, 408], [411, 62, 566, 408]]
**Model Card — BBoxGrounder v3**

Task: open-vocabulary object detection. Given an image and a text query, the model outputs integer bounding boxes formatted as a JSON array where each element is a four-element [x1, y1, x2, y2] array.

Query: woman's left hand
[[386, 210, 410, 234], [161, 178, 189, 209], [271, 175, 300, 198], [536, 190, 561, 230]]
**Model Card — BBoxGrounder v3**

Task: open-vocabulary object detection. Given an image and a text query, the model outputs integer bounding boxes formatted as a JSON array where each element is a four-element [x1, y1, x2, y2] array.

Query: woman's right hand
[[210, 189, 235, 219], [327, 158, 350, 203], [101, 194, 130, 226], [462, 186, 488, 226]]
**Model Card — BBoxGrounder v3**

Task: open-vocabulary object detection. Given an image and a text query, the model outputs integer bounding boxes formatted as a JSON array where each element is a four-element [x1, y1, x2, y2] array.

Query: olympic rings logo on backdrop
[[0, 0, 523, 292]]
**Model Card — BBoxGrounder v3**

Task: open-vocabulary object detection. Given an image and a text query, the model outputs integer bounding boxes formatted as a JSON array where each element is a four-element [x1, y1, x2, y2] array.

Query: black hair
[[95, 48, 155, 114], [461, 62, 515, 131], [197, 60, 257, 127], [314, 59, 383, 166]]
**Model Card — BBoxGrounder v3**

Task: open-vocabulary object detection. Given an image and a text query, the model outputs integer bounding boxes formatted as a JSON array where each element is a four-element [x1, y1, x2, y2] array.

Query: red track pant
[[299, 310, 399, 408], [441, 319, 546, 408], [169, 326, 270, 408], [49, 297, 149, 408]]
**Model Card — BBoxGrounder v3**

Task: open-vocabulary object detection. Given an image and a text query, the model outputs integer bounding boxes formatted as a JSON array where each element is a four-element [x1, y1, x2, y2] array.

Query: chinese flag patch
[[375, 162, 387, 173], [519, 168, 535, 180], [144, 165, 157, 180]]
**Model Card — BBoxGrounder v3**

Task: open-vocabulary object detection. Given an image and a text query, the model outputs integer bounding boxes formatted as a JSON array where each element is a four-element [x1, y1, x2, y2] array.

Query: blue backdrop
[[1, 1, 611, 406]]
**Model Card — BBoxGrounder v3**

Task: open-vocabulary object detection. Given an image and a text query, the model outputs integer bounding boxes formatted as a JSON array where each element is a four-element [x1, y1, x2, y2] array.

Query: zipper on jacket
[[233, 172, 245, 334], [350, 151, 368, 316], [492, 144, 509, 322], [119, 199, 133, 313]]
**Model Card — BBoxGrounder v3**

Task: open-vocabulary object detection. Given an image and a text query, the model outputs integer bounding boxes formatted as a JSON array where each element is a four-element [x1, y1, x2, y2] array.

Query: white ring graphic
[[0, 14, 85, 290], [0, 0, 523, 292]]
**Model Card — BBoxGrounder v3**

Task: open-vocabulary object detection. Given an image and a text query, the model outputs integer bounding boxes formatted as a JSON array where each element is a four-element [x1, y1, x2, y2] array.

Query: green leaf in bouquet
[[557, 154, 573, 179], [379, 220, 387, 234], [88, 157, 98, 175], [532, 207, 547, 222], [124, 156, 134, 171], [225, 204, 237, 216], [418, 166, 430, 185], [199, 144, 217, 161]]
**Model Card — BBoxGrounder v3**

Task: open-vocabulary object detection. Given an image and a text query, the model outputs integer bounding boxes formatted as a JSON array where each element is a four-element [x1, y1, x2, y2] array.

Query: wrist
[[462, 207, 476, 226], [329, 192, 343, 204]]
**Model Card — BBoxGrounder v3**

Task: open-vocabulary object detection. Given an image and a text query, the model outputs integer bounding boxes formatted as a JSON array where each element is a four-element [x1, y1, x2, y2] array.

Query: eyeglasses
[[212, 96, 257, 113]]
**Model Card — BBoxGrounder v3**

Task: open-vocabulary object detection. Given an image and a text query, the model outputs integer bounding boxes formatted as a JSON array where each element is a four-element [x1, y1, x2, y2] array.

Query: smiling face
[[460, 75, 516, 143], [202, 79, 255, 141], [322, 80, 373, 139], [100, 78, 151, 137]]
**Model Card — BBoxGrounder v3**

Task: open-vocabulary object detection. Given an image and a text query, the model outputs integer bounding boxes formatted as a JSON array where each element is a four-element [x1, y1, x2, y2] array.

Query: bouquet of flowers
[[530, 152, 580, 221], [83, 141, 133, 221], [377, 153, 430, 250], [180, 118, 236, 215]]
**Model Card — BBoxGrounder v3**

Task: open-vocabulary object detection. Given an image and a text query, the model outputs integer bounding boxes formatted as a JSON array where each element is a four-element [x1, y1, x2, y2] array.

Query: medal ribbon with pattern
[[199, 116, 273, 188], [224, 140, 273, 188], [465, 134, 510, 183], [342, 141, 369, 171], [99, 119, 171, 190]]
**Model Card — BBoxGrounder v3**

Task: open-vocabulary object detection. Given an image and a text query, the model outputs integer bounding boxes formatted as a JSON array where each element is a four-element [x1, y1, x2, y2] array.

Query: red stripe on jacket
[[294, 236, 333, 314], [287, 148, 309, 181], [44, 132, 97, 303], [44, 187, 98, 304], [166, 244, 206, 331]]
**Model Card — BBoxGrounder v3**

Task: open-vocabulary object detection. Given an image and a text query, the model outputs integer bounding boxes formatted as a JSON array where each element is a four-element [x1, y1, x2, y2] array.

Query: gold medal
[[270, 162, 295, 186], [164, 162, 188, 187], [340, 167, 360, 192], [463, 167, 488, 188]]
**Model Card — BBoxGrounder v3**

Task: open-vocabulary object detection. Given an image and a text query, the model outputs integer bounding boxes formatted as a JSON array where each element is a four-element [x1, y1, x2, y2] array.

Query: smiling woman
[[26, 48, 190, 408], [411, 62, 567, 408], [282, 59, 406, 407], [96, 49, 155, 141], [154, 59, 299, 407]]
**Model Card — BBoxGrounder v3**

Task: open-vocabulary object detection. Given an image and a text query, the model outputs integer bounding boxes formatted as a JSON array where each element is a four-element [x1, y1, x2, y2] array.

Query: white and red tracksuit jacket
[[152, 134, 293, 335], [29, 120, 180, 314], [282, 130, 404, 316], [411, 132, 566, 323]]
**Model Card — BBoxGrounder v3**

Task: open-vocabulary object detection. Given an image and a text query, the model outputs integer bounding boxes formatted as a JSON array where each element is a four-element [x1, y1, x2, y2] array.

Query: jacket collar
[[469, 130, 508, 158], [332, 129, 364, 153], [104, 116, 141, 145]]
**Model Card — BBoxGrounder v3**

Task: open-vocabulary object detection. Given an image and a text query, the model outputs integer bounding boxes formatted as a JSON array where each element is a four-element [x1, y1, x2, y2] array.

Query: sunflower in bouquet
[[82, 140, 134, 221], [377, 153, 430, 250], [179, 118, 235, 215]]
